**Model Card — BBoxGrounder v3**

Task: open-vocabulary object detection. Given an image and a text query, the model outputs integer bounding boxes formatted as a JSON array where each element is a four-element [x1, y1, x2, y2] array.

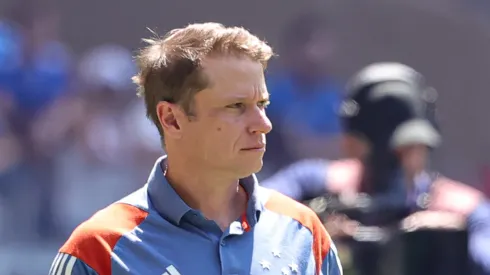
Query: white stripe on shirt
[[64, 255, 77, 275], [56, 253, 68, 275], [49, 253, 61, 274]]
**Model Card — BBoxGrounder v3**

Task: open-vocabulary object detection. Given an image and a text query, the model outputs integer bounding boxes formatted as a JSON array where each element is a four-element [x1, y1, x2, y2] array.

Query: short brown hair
[[132, 22, 274, 137]]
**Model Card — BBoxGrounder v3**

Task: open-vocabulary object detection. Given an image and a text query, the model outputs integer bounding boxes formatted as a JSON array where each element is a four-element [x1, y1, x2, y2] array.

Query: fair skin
[[156, 55, 272, 230]]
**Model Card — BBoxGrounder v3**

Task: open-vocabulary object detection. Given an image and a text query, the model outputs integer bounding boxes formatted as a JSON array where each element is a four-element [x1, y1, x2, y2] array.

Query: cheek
[[212, 114, 241, 134], [211, 122, 244, 149], [193, 114, 244, 150], [212, 123, 239, 140]]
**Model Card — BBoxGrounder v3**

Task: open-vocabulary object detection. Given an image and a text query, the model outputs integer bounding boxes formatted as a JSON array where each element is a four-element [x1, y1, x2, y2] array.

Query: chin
[[235, 158, 264, 178], [250, 160, 264, 174]]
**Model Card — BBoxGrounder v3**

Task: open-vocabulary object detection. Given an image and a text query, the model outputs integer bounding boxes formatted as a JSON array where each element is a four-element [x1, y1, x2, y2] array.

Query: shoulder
[[263, 190, 333, 271], [263, 190, 331, 250], [264, 189, 324, 228], [49, 252, 98, 275], [59, 202, 149, 275]]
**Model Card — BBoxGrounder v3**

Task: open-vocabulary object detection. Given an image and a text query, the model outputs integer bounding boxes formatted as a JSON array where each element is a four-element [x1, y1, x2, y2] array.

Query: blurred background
[[1, 0, 490, 273]]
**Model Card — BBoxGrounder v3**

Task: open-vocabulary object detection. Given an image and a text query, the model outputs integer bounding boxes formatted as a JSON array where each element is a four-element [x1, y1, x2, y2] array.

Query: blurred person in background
[[262, 12, 343, 176], [264, 63, 490, 275], [0, 89, 24, 242], [51, 44, 161, 235], [49, 23, 342, 275], [0, 0, 73, 241]]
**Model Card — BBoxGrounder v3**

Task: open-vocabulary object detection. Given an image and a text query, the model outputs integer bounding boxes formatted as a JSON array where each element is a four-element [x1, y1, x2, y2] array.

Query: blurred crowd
[[1, 1, 490, 274], [0, 3, 165, 273], [0, 1, 165, 242]]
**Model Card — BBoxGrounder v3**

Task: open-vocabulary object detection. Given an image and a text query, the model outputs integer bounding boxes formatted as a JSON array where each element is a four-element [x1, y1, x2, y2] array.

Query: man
[[48, 23, 342, 275], [263, 62, 490, 274]]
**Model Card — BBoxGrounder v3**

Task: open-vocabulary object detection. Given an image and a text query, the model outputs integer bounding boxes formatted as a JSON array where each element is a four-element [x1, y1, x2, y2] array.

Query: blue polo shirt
[[49, 156, 342, 275]]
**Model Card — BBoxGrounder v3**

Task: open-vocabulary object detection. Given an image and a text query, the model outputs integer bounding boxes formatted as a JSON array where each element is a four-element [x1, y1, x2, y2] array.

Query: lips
[[241, 144, 266, 151]]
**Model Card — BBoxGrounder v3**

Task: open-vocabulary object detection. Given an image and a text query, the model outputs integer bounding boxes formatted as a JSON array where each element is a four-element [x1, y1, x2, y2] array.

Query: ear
[[156, 101, 186, 139]]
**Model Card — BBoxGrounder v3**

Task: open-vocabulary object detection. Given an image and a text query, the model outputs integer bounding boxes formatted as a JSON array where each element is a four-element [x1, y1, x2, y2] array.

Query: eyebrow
[[224, 92, 270, 102]]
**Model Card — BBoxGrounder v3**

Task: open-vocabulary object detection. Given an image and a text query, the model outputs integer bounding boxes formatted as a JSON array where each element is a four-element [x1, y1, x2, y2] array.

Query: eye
[[258, 100, 270, 109], [226, 102, 245, 109]]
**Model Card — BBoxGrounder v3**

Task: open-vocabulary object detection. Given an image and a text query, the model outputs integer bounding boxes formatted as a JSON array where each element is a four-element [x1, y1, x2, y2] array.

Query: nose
[[248, 107, 272, 135]]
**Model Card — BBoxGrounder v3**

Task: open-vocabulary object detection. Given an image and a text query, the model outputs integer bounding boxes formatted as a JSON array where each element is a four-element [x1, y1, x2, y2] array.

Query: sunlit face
[[178, 56, 272, 178]]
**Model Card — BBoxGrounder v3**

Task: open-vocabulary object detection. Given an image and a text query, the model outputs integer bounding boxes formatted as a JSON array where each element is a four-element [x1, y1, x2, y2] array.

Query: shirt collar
[[147, 155, 264, 226]]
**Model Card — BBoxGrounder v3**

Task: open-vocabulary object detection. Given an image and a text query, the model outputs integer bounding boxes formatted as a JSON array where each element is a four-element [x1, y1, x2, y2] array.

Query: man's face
[[179, 56, 272, 178]]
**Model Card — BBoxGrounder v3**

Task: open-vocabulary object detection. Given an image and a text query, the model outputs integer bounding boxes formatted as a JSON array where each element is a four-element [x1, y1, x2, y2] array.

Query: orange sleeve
[[59, 203, 149, 275], [265, 191, 331, 275]]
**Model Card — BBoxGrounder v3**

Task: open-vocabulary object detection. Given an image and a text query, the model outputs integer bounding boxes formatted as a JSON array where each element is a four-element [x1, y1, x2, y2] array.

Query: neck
[[164, 154, 248, 230]]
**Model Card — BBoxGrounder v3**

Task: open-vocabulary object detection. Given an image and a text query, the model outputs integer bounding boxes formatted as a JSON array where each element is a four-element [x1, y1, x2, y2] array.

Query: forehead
[[200, 56, 267, 99]]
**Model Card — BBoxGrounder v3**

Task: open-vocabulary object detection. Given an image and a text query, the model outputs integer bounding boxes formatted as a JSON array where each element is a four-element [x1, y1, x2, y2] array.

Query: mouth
[[241, 145, 266, 152]]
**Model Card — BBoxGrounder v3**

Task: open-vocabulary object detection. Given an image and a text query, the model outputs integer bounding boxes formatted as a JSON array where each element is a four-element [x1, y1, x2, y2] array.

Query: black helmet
[[340, 62, 441, 149]]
